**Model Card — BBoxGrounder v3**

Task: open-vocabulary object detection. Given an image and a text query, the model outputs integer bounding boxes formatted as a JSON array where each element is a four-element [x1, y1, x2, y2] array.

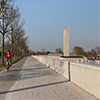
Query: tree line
[[73, 46, 100, 57], [0, 0, 29, 65], [31, 46, 100, 58]]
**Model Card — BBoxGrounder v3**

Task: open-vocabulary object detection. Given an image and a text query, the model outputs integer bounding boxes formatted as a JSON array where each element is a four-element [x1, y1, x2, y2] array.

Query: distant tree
[[91, 49, 97, 57], [36, 51, 41, 55], [31, 51, 36, 55], [55, 48, 63, 54], [17, 36, 29, 56], [85, 51, 92, 57], [73, 46, 85, 56], [95, 46, 100, 55]]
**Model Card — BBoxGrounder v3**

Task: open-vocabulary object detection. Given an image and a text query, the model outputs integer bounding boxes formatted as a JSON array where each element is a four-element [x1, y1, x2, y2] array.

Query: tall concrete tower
[[63, 29, 69, 56]]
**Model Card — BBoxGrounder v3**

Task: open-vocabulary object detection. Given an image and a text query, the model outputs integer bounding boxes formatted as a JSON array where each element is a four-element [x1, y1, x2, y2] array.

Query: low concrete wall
[[32, 55, 100, 99]]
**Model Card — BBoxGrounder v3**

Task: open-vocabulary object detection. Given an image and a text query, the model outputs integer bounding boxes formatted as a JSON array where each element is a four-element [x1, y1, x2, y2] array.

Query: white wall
[[32, 55, 100, 99]]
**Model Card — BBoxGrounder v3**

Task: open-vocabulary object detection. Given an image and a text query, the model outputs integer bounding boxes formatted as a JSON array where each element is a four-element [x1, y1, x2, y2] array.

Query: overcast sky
[[15, 0, 100, 52]]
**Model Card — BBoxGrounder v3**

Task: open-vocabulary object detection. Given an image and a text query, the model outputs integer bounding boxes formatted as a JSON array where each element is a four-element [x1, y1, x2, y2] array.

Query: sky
[[15, 0, 100, 52]]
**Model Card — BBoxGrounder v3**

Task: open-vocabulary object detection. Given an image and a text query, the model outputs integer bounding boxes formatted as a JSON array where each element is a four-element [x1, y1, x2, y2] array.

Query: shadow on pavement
[[0, 80, 68, 94], [0, 62, 55, 81], [0, 67, 53, 81]]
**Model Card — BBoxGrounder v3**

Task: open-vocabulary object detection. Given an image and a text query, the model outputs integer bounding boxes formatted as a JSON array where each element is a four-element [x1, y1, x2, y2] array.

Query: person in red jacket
[[5, 50, 12, 71]]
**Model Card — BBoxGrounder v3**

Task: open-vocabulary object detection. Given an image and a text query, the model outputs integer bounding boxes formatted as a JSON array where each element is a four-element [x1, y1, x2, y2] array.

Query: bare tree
[[6, 19, 24, 57], [0, 0, 18, 65], [17, 36, 29, 56], [55, 48, 63, 54], [91, 49, 97, 57]]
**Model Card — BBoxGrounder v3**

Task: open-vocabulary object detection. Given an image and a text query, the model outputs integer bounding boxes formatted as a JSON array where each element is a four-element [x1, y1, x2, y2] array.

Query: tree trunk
[[2, 14, 5, 65], [11, 27, 14, 57], [2, 34, 5, 65]]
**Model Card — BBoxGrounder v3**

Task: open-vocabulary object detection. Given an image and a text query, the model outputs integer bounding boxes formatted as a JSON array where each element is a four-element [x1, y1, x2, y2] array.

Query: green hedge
[[60, 56, 83, 58], [88, 58, 100, 60]]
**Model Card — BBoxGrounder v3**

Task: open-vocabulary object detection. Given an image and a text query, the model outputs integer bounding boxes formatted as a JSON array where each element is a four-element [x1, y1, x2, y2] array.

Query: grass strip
[[0, 57, 23, 68]]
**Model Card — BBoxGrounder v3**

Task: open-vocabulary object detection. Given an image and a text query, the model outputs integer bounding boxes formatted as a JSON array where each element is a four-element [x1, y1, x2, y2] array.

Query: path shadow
[[11, 66, 48, 72], [0, 69, 56, 81], [0, 58, 27, 81], [0, 65, 55, 81], [0, 80, 68, 94]]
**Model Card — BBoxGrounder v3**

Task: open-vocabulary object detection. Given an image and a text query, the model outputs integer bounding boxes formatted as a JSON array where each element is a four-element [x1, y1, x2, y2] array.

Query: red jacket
[[5, 53, 12, 60]]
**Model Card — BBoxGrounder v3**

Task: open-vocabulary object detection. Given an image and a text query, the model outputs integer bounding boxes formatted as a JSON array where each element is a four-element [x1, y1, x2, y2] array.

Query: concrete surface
[[0, 57, 26, 100], [33, 55, 100, 99], [0, 56, 98, 100]]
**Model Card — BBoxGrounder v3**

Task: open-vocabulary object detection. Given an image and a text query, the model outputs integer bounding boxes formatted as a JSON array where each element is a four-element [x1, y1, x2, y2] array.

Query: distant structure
[[63, 29, 69, 56]]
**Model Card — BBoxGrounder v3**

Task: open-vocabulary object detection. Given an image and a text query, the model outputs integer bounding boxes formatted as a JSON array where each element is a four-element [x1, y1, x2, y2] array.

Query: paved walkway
[[0, 57, 98, 100]]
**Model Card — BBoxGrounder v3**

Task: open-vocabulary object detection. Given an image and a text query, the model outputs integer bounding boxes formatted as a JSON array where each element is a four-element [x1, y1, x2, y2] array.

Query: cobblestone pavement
[[0, 57, 98, 100]]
